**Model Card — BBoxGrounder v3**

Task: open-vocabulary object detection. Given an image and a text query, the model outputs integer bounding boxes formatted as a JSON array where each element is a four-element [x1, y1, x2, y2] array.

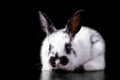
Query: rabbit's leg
[[83, 31, 105, 71], [83, 55, 105, 71]]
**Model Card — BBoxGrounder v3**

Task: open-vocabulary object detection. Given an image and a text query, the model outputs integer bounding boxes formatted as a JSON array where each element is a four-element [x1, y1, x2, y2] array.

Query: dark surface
[[32, 69, 116, 80], [32, 2, 119, 80], [40, 71, 105, 80]]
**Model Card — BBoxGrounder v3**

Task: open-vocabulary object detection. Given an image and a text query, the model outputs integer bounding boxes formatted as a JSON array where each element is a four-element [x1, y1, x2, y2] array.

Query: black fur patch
[[48, 44, 52, 55], [71, 48, 77, 57], [65, 43, 77, 57], [90, 34, 99, 48], [49, 53, 59, 67], [65, 43, 71, 54], [55, 52, 59, 59], [49, 53, 69, 67], [48, 44, 54, 56], [49, 57, 56, 67], [60, 56, 69, 66]]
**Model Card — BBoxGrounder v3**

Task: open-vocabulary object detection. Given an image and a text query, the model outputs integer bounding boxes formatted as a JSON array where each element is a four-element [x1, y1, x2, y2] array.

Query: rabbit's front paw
[[84, 61, 104, 71], [84, 63, 97, 71]]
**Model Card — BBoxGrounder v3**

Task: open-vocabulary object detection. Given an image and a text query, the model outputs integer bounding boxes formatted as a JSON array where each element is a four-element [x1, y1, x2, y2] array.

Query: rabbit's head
[[39, 10, 83, 71]]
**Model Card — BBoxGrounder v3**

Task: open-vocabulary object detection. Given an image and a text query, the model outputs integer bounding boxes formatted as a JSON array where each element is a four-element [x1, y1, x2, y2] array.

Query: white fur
[[40, 26, 105, 71]]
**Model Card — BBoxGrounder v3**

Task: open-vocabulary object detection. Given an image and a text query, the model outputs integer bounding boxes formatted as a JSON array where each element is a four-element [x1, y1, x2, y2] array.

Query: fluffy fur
[[39, 10, 105, 71]]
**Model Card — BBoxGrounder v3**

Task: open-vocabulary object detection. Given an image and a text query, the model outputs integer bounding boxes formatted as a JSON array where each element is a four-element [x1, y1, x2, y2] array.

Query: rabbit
[[39, 10, 105, 71]]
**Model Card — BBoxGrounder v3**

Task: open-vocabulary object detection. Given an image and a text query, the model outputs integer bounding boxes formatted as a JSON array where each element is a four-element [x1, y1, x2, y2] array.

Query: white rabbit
[[39, 10, 105, 71]]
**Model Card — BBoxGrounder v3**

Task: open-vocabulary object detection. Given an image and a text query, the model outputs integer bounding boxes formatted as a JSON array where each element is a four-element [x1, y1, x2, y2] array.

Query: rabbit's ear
[[65, 10, 84, 37], [39, 11, 56, 35]]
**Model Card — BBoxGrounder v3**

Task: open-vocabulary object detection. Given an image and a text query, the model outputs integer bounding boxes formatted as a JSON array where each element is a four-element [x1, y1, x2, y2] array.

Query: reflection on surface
[[40, 70, 105, 80]]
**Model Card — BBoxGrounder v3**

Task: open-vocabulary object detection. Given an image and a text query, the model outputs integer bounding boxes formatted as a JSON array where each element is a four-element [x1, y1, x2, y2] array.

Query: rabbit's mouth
[[51, 64, 66, 70], [51, 62, 74, 71], [52, 66, 76, 72], [52, 68, 71, 73]]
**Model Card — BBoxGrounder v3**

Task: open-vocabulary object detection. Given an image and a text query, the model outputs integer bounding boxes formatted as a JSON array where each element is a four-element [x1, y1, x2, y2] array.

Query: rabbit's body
[[39, 10, 105, 71]]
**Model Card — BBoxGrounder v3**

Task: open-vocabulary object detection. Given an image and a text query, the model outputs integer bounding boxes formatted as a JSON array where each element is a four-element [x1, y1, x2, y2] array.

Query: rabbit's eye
[[65, 43, 71, 54], [48, 44, 52, 54]]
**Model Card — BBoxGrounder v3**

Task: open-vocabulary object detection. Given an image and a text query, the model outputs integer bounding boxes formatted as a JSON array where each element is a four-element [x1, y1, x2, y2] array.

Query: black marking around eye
[[48, 44, 52, 55], [65, 43, 71, 54], [65, 43, 77, 57]]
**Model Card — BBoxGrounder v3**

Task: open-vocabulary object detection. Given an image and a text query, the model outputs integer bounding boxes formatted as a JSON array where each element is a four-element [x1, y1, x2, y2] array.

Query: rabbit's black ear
[[65, 10, 84, 37], [39, 11, 56, 35]]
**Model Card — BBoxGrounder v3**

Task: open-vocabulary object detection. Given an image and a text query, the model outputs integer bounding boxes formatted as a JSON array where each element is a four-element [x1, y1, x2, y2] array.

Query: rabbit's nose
[[55, 59, 60, 67], [60, 56, 69, 66], [49, 58, 60, 68]]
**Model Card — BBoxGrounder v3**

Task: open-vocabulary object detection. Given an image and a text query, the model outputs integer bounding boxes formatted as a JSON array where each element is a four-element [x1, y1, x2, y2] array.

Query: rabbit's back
[[72, 26, 105, 65]]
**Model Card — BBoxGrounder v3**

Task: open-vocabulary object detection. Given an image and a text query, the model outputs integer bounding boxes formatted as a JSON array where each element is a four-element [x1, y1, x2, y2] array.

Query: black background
[[32, 1, 119, 80]]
